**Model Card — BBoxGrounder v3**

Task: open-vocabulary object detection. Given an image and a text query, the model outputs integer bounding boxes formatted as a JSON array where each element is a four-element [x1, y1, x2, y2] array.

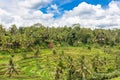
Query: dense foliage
[[0, 24, 120, 80], [1, 24, 120, 49]]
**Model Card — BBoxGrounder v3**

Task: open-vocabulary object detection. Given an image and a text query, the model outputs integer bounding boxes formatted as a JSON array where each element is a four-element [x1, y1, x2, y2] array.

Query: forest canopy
[[0, 23, 120, 50]]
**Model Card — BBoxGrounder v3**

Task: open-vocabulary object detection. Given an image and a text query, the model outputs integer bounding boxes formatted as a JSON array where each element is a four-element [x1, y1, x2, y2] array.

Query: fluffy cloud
[[19, 0, 52, 9], [47, 4, 60, 15], [0, 0, 120, 29], [0, 0, 53, 28], [53, 1, 120, 29]]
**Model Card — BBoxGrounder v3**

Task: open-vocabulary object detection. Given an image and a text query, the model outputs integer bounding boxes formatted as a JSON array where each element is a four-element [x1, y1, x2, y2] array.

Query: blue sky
[[41, 0, 114, 18], [0, 0, 120, 29]]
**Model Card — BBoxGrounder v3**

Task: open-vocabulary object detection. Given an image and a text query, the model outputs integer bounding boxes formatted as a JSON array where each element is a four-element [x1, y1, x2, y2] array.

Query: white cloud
[[19, 0, 52, 9], [47, 4, 60, 15], [53, 1, 120, 29], [0, 0, 53, 28], [0, 0, 120, 29]]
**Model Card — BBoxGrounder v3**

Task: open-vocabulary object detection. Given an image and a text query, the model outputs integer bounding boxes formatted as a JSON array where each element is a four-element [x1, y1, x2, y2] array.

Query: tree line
[[0, 23, 120, 50]]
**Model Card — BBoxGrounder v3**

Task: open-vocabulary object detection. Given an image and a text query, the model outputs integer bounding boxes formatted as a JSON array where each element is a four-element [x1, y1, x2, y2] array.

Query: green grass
[[111, 77, 120, 80], [0, 47, 120, 80]]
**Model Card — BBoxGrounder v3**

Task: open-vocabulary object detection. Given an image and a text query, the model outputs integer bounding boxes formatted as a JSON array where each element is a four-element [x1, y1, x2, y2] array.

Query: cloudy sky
[[0, 0, 120, 29]]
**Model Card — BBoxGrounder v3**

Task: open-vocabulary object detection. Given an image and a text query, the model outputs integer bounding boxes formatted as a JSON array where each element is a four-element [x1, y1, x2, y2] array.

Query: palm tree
[[34, 46, 40, 58], [67, 56, 75, 80], [10, 24, 18, 35], [76, 56, 91, 80], [54, 54, 65, 80], [4, 55, 19, 77], [115, 53, 120, 70], [92, 54, 104, 73]]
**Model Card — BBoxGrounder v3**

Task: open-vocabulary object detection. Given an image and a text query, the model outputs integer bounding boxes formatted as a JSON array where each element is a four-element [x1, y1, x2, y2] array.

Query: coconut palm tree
[[4, 55, 19, 77], [34, 46, 40, 58], [92, 54, 104, 73], [75, 56, 91, 80], [67, 56, 75, 80], [115, 53, 120, 70]]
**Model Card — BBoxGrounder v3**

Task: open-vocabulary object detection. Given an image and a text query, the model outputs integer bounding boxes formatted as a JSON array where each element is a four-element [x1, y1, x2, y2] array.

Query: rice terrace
[[0, 0, 120, 80]]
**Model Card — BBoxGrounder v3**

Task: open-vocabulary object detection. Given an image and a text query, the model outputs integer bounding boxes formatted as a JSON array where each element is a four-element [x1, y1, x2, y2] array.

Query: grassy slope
[[111, 77, 120, 80], [0, 46, 120, 80]]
